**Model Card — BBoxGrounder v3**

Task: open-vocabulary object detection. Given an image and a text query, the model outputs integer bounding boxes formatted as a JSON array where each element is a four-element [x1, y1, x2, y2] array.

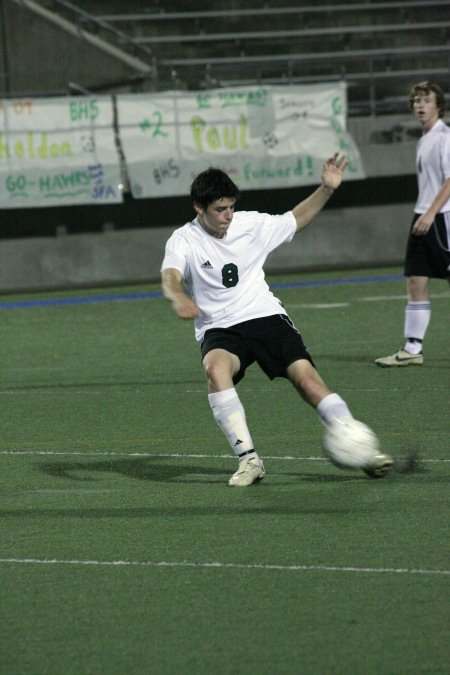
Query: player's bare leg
[[287, 357, 353, 428], [286, 359, 332, 407], [407, 275, 429, 302], [203, 348, 238, 394], [287, 359, 354, 424]]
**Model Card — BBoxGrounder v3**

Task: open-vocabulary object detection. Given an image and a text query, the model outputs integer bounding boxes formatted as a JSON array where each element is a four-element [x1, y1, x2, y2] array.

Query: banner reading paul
[[117, 82, 365, 199]]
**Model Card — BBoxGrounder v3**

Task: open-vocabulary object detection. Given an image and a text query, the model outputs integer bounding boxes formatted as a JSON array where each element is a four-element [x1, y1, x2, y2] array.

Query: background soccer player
[[375, 81, 450, 367]]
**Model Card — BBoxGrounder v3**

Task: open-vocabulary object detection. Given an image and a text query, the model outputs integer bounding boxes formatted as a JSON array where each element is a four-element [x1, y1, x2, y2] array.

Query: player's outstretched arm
[[161, 268, 200, 319], [292, 153, 347, 232]]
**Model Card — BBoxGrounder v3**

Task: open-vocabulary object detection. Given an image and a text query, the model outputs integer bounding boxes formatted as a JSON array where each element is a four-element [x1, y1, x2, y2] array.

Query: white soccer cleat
[[228, 455, 265, 486], [363, 453, 394, 479], [375, 349, 423, 367]]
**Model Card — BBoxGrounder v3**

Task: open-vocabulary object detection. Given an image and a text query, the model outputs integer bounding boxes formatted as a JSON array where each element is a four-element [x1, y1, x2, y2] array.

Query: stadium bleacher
[[2, 0, 450, 114]]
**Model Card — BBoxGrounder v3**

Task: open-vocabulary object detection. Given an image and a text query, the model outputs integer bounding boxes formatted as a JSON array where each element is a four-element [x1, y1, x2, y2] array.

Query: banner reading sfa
[[0, 97, 123, 208], [0, 83, 365, 208]]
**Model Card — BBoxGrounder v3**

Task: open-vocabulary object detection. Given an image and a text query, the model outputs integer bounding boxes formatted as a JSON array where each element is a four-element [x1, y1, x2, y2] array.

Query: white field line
[[359, 291, 450, 302], [2, 385, 447, 396], [0, 557, 448, 576], [285, 303, 350, 309], [0, 450, 447, 462], [286, 290, 450, 309]]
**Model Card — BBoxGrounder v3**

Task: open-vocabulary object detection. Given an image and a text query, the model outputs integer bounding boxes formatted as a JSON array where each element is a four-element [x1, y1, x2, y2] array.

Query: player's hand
[[321, 153, 347, 191], [412, 212, 434, 236], [172, 294, 200, 319]]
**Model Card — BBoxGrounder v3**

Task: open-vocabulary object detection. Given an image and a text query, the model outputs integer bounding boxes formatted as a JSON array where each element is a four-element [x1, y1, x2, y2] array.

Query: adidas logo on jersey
[[201, 260, 213, 269]]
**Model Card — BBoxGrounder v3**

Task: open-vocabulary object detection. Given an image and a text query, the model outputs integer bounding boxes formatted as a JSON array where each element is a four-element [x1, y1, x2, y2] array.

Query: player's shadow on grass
[[36, 457, 373, 486], [37, 457, 227, 484], [0, 378, 203, 393]]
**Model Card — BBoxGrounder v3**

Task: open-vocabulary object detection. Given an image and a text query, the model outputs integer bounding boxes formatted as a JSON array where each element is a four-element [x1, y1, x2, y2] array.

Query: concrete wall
[[0, 202, 411, 292]]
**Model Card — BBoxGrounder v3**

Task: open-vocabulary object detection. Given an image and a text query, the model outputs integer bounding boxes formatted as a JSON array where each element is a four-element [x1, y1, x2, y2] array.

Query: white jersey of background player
[[162, 160, 393, 486]]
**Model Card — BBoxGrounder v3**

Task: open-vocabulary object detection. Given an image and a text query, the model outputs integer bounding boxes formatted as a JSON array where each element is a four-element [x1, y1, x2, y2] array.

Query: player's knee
[[203, 358, 219, 384], [203, 357, 231, 389], [407, 275, 429, 299]]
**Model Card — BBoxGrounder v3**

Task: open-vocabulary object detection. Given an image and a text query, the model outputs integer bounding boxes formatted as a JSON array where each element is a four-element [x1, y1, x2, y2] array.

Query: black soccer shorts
[[200, 314, 315, 384], [405, 212, 450, 279]]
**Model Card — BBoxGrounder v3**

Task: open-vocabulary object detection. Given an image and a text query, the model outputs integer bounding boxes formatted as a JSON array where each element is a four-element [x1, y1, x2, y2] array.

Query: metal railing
[[95, 0, 450, 22]]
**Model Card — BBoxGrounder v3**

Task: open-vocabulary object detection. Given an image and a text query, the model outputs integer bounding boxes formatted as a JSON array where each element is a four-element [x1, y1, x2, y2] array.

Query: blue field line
[[0, 274, 404, 311], [0, 290, 163, 310]]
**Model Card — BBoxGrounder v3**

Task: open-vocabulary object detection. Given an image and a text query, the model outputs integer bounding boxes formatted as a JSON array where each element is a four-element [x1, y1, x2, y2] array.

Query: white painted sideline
[[0, 557, 448, 575], [0, 450, 448, 462]]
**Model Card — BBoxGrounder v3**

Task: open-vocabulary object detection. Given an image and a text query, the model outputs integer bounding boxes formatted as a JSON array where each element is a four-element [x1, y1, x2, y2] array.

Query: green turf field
[[0, 267, 449, 674]]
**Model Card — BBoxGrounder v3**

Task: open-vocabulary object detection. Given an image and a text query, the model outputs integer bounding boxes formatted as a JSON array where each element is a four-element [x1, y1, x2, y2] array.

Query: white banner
[[0, 84, 364, 209], [117, 82, 365, 198], [0, 97, 123, 208]]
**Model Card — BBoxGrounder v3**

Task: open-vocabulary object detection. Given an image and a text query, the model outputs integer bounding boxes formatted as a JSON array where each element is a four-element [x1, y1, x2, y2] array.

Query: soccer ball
[[322, 418, 380, 470]]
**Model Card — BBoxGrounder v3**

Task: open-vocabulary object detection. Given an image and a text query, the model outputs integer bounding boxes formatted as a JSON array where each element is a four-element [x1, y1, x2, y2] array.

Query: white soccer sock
[[208, 388, 255, 458], [403, 301, 431, 353], [316, 393, 353, 426]]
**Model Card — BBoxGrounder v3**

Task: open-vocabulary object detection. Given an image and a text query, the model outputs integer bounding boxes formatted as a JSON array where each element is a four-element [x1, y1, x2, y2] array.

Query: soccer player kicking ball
[[161, 158, 392, 485], [375, 81, 450, 367]]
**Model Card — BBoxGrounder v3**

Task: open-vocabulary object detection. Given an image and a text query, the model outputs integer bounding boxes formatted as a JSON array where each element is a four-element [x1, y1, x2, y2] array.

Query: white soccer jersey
[[161, 210, 297, 341], [415, 119, 450, 214]]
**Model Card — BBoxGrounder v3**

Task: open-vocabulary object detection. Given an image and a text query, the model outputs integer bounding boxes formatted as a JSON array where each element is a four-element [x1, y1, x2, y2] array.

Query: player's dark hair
[[190, 167, 240, 209], [408, 81, 446, 117]]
